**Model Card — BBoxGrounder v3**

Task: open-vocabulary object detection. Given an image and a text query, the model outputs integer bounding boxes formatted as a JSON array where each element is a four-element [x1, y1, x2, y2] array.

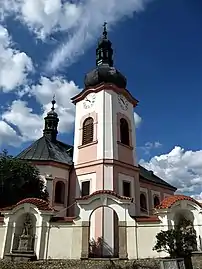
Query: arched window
[[54, 181, 65, 204], [153, 196, 160, 207], [82, 117, 94, 145], [120, 118, 130, 146], [140, 193, 147, 212]]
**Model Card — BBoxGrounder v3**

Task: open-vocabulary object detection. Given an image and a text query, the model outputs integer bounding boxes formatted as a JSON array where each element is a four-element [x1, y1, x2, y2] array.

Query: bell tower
[[71, 23, 140, 256], [72, 23, 138, 169]]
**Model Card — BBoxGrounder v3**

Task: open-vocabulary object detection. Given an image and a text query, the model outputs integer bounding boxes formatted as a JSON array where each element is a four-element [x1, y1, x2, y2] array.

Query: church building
[[0, 24, 202, 261]]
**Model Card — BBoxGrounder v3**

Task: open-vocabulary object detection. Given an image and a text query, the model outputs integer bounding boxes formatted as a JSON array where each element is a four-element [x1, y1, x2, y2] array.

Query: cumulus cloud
[[0, 25, 33, 92], [2, 100, 43, 141], [140, 146, 202, 197], [0, 76, 81, 145], [28, 76, 81, 133]]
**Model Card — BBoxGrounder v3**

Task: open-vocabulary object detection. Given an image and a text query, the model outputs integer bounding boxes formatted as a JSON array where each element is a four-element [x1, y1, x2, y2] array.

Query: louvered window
[[82, 117, 94, 145]]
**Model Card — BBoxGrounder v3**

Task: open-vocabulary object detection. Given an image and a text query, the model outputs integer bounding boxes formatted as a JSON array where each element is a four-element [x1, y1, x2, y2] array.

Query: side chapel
[[0, 24, 202, 261]]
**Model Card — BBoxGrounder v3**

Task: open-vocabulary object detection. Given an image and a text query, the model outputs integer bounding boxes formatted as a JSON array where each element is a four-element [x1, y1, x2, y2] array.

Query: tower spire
[[43, 95, 59, 142], [96, 22, 113, 67]]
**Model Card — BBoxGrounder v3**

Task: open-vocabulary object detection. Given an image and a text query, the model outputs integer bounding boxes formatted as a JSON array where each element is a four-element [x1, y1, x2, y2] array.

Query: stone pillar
[[118, 221, 128, 259], [81, 221, 90, 259]]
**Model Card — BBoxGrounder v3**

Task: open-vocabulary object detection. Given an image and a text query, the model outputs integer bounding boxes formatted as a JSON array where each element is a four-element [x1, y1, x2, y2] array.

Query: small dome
[[84, 64, 127, 89]]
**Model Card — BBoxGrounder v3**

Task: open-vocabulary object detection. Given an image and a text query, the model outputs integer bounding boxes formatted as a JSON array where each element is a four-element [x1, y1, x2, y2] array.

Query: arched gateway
[[76, 190, 133, 259]]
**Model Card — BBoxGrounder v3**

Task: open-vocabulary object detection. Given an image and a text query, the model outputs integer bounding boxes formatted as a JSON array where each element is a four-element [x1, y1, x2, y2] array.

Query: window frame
[[82, 117, 94, 145]]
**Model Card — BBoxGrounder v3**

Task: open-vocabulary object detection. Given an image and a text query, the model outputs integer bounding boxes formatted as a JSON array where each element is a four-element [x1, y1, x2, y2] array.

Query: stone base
[[4, 251, 37, 261]]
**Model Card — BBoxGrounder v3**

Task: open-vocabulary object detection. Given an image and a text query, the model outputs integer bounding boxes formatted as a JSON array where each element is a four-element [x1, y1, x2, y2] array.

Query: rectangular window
[[81, 181, 90, 197], [123, 181, 131, 197]]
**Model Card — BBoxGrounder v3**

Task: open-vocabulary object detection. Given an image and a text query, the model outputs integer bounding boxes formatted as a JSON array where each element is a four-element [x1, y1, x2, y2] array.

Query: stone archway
[[76, 190, 133, 259], [89, 206, 119, 258]]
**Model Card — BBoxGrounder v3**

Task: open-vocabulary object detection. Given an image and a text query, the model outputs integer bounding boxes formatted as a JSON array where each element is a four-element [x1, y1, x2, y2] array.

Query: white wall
[[127, 222, 167, 259], [0, 225, 6, 258], [36, 165, 70, 207], [47, 223, 82, 259]]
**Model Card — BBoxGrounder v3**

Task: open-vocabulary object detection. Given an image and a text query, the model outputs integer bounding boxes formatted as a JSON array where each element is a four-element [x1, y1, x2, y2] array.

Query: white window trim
[[80, 179, 91, 197], [119, 174, 135, 198], [140, 187, 149, 216]]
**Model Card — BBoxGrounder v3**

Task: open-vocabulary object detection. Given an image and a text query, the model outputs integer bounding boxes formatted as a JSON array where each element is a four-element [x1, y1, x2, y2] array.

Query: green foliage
[[0, 150, 48, 208], [153, 218, 197, 258]]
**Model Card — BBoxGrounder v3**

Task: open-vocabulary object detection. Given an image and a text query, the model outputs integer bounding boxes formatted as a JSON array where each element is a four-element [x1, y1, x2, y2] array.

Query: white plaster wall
[[36, 165, 69, 205], [104, 165, 113, 190], [0, 225, 6, 258], [127, 222, 167, 259], [136, 224, 164, 259], [118, 173, 136, 216], [76, 172, 96, 198], [36, 165, 69, 180], [47, 224, 82, 259]]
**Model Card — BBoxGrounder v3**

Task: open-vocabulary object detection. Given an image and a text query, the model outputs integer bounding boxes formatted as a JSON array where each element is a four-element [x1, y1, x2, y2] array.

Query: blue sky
[[0, 0, 201, 197]]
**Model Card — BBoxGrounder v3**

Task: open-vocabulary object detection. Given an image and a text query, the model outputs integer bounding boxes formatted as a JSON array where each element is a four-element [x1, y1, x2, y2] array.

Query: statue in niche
[[17, 214, 34, 252], [22, 214, 32, 236]]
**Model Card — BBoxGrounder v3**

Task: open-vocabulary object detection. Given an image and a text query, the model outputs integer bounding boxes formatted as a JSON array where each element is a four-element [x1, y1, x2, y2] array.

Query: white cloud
[[0, 120, 22, 147], [0, 0, 151, 70], [134, 112, 142, 128], [0, 25, 33, 92], [0, 74, 81, 145], [139, 146, 202, 197], [28, 76, 81, 133], [46, 0, 150, 71], [2, 100, 43, 142], [140, 141, 162, 155]]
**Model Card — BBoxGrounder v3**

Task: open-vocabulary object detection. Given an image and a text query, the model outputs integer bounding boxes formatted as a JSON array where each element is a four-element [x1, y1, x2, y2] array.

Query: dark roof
[[139, 165, 177, 191], [84, 64, 127, 89], [16, 136, 73, 166]]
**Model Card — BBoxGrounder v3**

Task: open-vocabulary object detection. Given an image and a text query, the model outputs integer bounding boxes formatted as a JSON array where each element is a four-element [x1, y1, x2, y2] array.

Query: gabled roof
[[16, 136, 73, 166], [0, 198, 54, 212], [139, 165, 177, 191]]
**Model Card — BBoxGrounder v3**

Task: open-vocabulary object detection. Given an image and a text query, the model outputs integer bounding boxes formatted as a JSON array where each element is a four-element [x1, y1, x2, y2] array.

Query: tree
[[153, 218, 197, 258], [0, 150, 48, 208], [153, 218, 197, 269]]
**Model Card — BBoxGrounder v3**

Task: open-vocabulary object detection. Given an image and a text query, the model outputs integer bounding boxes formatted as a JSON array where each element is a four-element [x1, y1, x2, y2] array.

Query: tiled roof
[[16, 136, 73, 166], [134, 215, 160, 223], [76, 190, 132, 201], [0, 198, 54, 212], [156, 195, 202, 209], [139, 165, 177, 191]]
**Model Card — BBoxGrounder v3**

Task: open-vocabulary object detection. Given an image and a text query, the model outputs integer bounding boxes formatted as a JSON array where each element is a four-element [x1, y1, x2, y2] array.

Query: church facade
[[0, 25, 202, 261]]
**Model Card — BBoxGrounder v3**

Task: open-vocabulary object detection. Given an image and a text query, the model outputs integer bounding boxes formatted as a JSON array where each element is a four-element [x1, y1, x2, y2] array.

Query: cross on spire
[[96, 22, 113, 67], [103, 22, 107, 39], [51, 94, 56, 111], [43, 96, 59, 142]]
